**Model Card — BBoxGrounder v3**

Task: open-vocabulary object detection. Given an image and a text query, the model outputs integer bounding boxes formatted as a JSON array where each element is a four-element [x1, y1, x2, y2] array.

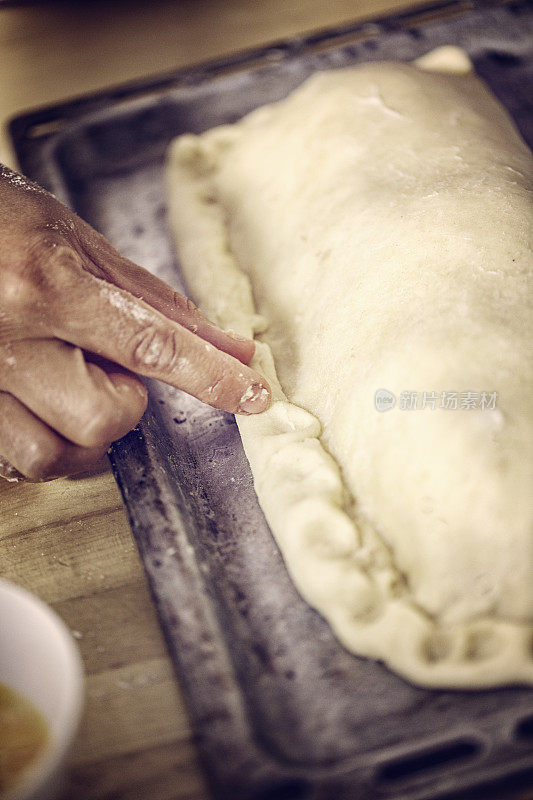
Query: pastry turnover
[[166, 47, 533, 687]]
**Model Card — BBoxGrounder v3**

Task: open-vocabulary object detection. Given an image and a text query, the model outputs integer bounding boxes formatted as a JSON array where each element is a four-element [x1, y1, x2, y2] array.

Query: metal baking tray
[[10, 2, 533, 798]]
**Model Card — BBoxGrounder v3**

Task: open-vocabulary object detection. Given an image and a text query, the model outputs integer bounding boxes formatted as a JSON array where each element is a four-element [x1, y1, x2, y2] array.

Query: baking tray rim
[[8, 0, 526, 155], [8, 1, 533, 799]]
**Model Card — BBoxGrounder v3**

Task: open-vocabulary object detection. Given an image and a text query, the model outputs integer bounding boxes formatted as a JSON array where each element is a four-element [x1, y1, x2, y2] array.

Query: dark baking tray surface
[[10, 2, 533, 799]]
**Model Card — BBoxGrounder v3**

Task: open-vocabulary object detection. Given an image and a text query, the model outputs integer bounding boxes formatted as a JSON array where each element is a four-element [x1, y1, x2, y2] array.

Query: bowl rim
[[0, 578, 84, 800]]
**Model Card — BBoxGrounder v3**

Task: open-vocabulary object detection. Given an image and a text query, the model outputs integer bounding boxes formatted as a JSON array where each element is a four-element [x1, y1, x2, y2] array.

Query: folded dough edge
[[166, 47, 533, 688]]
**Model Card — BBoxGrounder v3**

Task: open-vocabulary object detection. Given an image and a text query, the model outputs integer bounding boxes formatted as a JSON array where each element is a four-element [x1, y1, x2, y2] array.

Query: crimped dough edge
[[165, 49, 533, 688]]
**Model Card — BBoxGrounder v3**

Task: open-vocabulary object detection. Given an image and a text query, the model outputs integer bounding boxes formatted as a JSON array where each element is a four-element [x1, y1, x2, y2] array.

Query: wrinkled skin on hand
[[0, 165, 270, 481]]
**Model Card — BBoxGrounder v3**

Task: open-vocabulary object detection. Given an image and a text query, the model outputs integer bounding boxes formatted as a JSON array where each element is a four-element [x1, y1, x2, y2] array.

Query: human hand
[[0, 165, 270, 481]]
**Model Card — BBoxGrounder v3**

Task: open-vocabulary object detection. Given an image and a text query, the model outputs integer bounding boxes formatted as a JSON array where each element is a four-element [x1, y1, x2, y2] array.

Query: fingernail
[[238, 383, 271, 414]]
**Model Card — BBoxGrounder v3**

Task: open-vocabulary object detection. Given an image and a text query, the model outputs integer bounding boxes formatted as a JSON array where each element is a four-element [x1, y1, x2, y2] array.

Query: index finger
[[51, 265, 271, 415], [77, 221, 255, 365]]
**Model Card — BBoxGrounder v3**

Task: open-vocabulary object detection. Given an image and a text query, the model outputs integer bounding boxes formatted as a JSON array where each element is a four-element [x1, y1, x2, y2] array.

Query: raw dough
[[166, 47, 533, 687]]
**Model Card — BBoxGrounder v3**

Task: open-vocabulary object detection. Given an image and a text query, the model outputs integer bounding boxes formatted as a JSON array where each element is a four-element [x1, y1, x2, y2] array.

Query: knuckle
[[0, 265, 37, 315], [0, 236, 83, 320], [35, 244, 84, 298], [130, 325, 184, 375], [46, 243, 83, 273]]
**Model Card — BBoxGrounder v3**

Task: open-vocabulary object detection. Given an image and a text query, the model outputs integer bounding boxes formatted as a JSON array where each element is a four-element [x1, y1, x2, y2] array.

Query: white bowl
[[0, 579, 84, 800]]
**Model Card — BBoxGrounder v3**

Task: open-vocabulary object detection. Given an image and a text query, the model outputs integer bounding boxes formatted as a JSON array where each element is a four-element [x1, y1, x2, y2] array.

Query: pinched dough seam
[[166, 125, 533, 689]]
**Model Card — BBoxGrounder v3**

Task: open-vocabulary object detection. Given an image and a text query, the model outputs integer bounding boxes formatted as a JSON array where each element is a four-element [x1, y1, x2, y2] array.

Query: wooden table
[[0, 2, 531, 799]]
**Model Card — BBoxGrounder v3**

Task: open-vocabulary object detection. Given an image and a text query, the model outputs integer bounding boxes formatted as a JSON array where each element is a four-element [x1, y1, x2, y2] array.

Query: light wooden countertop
[[1, 2, 531, 799]]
